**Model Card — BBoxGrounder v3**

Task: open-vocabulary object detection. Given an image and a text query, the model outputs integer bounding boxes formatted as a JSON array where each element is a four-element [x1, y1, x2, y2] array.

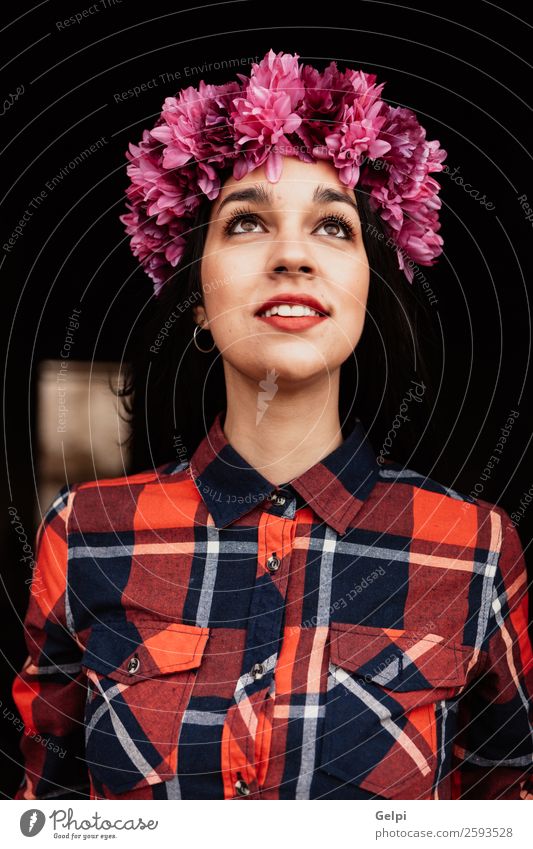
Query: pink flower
[[361, 104, 447, 273], [322, 101, 391, 188], [229, 49, 304, 181], [296, 63, 388, 164]]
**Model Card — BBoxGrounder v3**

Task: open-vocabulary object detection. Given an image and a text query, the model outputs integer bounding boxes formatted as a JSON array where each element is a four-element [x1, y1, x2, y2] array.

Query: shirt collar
[[188, 409, 379, 535]]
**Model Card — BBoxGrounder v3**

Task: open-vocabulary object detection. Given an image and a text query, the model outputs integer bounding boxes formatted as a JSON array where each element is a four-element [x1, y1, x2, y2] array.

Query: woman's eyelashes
[[221, 206, 357, 241]]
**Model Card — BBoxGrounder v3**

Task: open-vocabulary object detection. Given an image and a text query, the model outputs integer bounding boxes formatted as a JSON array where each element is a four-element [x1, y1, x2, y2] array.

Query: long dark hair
[[116, 174, 439, 474]]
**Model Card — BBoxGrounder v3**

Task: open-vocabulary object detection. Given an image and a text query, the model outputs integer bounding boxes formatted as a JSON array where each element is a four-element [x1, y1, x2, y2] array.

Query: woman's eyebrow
[[214, 183, 359, 217]]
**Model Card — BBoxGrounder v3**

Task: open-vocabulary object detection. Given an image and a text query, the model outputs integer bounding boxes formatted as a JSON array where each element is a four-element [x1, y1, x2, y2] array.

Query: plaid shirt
[[12, 409, 533, 800]]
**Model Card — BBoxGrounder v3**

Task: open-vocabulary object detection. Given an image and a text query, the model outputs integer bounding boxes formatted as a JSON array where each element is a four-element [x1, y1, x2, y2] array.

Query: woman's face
[[195, 155, 370, 386]]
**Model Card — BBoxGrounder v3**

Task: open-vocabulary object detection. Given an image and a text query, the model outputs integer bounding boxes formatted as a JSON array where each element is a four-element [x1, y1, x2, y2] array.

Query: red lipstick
[[254, 293, 330, 332]]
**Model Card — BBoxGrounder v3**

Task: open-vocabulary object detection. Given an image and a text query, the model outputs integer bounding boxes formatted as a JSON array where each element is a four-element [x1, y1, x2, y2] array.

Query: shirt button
[[266, 553, 280, 572], [235, 774, 250, 796], [251, 662, 264, 680], [127, 654, 140, 674]]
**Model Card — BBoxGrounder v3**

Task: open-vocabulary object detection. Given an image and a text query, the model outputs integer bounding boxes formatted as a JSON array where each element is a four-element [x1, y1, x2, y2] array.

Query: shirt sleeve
[[11, 484, 90, 800], [451, 508, 533, 799]]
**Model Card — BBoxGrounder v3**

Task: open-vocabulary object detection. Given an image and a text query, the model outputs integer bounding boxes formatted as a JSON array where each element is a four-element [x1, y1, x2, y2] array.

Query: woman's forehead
[[220, 156, 348, 194], [213, 158, 357, 215]]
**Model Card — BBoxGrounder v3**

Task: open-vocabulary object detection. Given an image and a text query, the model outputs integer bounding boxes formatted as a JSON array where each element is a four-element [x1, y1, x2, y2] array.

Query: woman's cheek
[[332, 305, 366, 357], [210, 312, 243, 346]]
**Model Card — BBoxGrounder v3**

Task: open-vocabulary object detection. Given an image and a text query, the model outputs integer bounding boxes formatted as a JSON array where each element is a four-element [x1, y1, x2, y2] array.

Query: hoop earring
[[193, 322, 216, 353]]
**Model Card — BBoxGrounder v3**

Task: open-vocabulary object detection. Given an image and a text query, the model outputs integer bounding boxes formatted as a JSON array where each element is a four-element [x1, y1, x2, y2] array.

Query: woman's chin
[[251, 357, 331, 386], [224, 338, 340, 384]]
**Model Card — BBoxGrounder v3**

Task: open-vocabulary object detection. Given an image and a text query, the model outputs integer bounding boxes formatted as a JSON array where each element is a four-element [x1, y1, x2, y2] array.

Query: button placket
[[222, 512, 295, 799]]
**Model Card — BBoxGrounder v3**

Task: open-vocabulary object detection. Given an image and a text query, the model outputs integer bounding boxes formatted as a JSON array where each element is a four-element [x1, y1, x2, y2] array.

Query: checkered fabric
[[12, 410, 533, 799]]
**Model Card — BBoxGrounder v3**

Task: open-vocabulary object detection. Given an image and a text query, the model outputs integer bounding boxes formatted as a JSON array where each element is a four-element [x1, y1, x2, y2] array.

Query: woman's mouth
[[255, 304, 328, 332]]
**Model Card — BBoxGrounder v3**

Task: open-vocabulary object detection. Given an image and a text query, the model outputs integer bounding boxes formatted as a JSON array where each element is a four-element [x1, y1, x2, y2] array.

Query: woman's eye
[[230, 215, 263, 234], [315, 218, 352, 239]]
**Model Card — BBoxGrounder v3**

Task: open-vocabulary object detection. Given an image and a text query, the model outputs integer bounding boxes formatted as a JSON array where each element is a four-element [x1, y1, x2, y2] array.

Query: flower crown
[[120, 49, 447, 297]]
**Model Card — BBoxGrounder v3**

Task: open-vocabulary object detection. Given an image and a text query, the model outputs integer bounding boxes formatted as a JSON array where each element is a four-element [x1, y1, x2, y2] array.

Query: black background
[[1, 0, 532, 798]]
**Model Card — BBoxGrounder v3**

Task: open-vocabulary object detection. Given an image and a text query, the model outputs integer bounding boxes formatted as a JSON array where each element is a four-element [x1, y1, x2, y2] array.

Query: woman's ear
[[193, 304, 207, 326]]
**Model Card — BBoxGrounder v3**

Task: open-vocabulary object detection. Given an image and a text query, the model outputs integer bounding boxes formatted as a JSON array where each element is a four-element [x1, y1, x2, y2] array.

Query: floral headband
[[120, 49, 447, 297]]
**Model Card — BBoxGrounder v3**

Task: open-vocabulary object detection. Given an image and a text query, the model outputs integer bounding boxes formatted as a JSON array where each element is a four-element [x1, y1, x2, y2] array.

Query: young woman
[[13, 50, 533, 801]]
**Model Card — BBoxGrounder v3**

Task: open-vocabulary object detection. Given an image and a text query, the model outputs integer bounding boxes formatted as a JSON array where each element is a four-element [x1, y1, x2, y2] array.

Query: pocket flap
[[329, 621, 472, 691], [81, 619, 210, 684]]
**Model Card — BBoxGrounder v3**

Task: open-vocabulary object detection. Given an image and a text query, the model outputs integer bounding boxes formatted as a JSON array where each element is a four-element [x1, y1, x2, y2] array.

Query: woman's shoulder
[[72, 458, 192, 493], [44, 459, 194, 531], [374, 458, 514, 531]]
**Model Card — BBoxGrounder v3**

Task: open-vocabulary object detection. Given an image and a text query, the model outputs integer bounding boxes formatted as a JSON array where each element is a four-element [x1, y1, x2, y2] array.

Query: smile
[[255, 306, 328, 331], [257, 304, 322, 317]]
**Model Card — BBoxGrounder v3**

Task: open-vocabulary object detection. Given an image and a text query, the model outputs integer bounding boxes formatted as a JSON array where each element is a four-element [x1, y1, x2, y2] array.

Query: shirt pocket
[[81, 618, 210, 795], [318, 621, 474, 800]]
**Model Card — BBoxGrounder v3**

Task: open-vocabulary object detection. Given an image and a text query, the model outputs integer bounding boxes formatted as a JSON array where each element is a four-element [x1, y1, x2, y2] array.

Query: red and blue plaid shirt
[[12, 409, 533, 800]]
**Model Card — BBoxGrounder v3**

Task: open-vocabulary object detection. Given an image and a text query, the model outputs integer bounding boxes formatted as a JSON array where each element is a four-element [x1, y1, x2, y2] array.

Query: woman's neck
[[222, 367, 344, 485]]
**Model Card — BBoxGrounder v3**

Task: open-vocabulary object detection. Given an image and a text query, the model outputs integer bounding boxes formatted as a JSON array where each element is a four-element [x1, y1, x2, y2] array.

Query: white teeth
[[258, 304, 323, 317]]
